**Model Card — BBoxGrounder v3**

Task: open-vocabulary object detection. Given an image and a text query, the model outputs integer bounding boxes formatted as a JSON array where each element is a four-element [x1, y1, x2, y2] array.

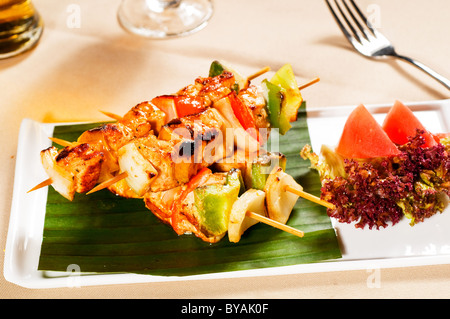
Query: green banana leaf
[[38, 103, 342, 276]]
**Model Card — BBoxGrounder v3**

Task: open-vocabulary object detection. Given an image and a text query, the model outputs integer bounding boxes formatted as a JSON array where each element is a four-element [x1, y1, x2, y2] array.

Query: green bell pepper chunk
[[194, 173, 241, 236], [262, 64, 303, 135], [208, 60, 247, 93], [226, 168, 246, 196], [209, 60, 225, 77], [271, 64, 303, 123], [250, 152, 287, 190], [261, 79, 289, 135]]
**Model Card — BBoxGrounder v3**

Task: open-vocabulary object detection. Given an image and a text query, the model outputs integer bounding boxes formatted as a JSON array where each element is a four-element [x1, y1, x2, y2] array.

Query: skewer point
[[246, 211, 304, 238], [49, 137, 75, 148], [247, 66, 271, 81], [100, 110, 123, 121], [28, 178, 53, 193], [298, 77, 320, 91], [284, 185, 335, 210], [86, 171, 129, 195]]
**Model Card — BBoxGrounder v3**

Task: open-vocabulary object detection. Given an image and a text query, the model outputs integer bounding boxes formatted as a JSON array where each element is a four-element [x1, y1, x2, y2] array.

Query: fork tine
[[325, 0, 359, 45], [327, 0, 450, 89], [348, 0, 377, 36], [333, 0, 363, 43], [350, 0, 384, 37], [348, 0, 391, 44], [341, 0, 371, 40]]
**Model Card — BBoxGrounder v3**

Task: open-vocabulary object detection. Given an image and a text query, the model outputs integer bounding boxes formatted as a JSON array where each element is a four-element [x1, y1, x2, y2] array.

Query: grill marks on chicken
[[38, 69, 275, 243], [239, 84, 270, 141], [55, 143, 104, 193], [40, 71, 257, 199], [40, 142, 106, 200], [40, 101, 168, 200], [121, 108, 226, 193], [35, 64, 324, 243], [78, 101, 166, 155], [144, 171, 227, 243], [178, 71, 236, 106]]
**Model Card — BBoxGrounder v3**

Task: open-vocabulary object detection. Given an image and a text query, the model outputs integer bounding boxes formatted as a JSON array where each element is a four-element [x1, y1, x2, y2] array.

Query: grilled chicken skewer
[[91, 145, 334, 210], [32, 62, 324, 243], [145, 165, 307, 243], [39, 100, 167, 200], [39, 61, 295, 199], [37, 130, 323, 243], [38, 69, 268, 200]]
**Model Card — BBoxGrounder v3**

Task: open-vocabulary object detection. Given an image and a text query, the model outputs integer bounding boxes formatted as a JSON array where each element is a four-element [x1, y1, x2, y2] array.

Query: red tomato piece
[[382, 100, 437, 148], [336, 104, 401, 159]]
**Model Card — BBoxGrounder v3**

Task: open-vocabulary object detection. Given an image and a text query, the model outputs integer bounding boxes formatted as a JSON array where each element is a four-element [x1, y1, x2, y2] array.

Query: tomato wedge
[[382, 100, 437, 148], [228, 92, 260, 143], [336, 104, 401, 159]]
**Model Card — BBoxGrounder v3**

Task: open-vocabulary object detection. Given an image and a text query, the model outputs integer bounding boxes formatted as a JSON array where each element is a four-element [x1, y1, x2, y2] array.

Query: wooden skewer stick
[[28, 171, 129, 195], [83, 172, 313, 239], [285, 185, 335, 210], [298, 77, 320, 91], [247, 66, 271, 81], [28, 137, 74, 194], [49, 137, 76, 147], [31, 169, 309, 239], [100, 110, 123, 121], [246, 211, 304, 238], [27, 178, 53, 193], [86, 171, 129, 195]]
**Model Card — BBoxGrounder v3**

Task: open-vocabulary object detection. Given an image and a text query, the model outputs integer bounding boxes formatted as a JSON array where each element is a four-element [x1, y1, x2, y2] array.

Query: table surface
[[1, 0, 449, 298]]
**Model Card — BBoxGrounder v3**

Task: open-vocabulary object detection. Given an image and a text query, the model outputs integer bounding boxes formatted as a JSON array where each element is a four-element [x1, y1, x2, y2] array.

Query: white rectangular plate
[[5, 99, 450, 288]]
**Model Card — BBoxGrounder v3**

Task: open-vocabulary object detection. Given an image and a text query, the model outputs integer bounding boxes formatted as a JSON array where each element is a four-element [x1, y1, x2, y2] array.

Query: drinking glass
[[117, 0, 213, 39], [0, 0, 43, 59]]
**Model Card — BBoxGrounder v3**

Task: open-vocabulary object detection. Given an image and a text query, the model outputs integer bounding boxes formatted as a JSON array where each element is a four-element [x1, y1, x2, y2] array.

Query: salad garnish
[[302, 104, 450, 229]]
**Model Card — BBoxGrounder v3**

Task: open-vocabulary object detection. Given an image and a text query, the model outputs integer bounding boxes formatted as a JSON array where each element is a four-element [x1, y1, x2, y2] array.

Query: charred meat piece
[[129, 109, 225, 192], [157, 108, 226, 186], [177, 71, 236, 106], [238, 84, 271, 138], [55, 143, 104, 193], [120, 100, 166, 136], [144, 171, 227, 243], [131, 135, 180, 192], [40, 144, 104, 200]]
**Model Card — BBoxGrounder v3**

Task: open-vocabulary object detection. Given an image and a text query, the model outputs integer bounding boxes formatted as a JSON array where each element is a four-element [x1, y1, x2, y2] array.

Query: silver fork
[[325, 0, 450, 90]]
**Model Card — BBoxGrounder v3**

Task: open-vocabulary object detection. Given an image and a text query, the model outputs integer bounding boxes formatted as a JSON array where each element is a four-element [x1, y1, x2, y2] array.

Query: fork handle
[[395, 54, 450, 90]]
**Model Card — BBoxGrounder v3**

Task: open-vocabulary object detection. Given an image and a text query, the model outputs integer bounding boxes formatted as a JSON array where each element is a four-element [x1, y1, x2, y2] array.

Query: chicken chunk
[[238, 84, 271, 144], [144, 172, 227, 243], [133, 135, 180, 192], [121, 100, 166, 136], [40, 144, 104, 200], [55, 143, 104, 193], [177, 71, 236, 106]]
